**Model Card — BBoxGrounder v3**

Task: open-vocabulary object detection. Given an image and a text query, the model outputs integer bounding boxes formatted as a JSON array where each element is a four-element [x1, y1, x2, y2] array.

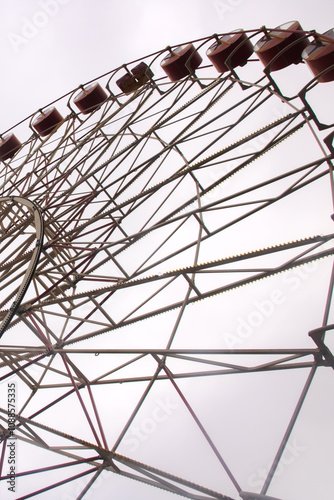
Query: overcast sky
[[0, 0, 332, 132], [0, 1, 334, 500]]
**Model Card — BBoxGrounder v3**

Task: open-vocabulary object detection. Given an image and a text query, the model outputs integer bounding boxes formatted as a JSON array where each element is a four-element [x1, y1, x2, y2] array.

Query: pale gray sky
[[0, 0, 332, 130], [0, 2, 333, 500]]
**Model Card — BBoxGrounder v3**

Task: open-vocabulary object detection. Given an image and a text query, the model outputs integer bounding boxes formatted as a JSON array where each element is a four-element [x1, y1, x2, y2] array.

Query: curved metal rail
[[0, 196, 44, 338]]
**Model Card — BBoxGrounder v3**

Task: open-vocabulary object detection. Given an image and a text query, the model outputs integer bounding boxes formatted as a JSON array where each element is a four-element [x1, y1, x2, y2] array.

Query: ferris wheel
[[0, 22, 334, 500]]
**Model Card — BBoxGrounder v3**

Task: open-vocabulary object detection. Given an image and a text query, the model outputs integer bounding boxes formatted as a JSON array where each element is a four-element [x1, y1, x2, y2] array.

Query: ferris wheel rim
[[0, 24, 334, 500]]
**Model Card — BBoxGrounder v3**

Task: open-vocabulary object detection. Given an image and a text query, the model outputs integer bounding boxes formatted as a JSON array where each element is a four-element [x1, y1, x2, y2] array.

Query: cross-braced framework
[[0, 26, 334, 500]]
